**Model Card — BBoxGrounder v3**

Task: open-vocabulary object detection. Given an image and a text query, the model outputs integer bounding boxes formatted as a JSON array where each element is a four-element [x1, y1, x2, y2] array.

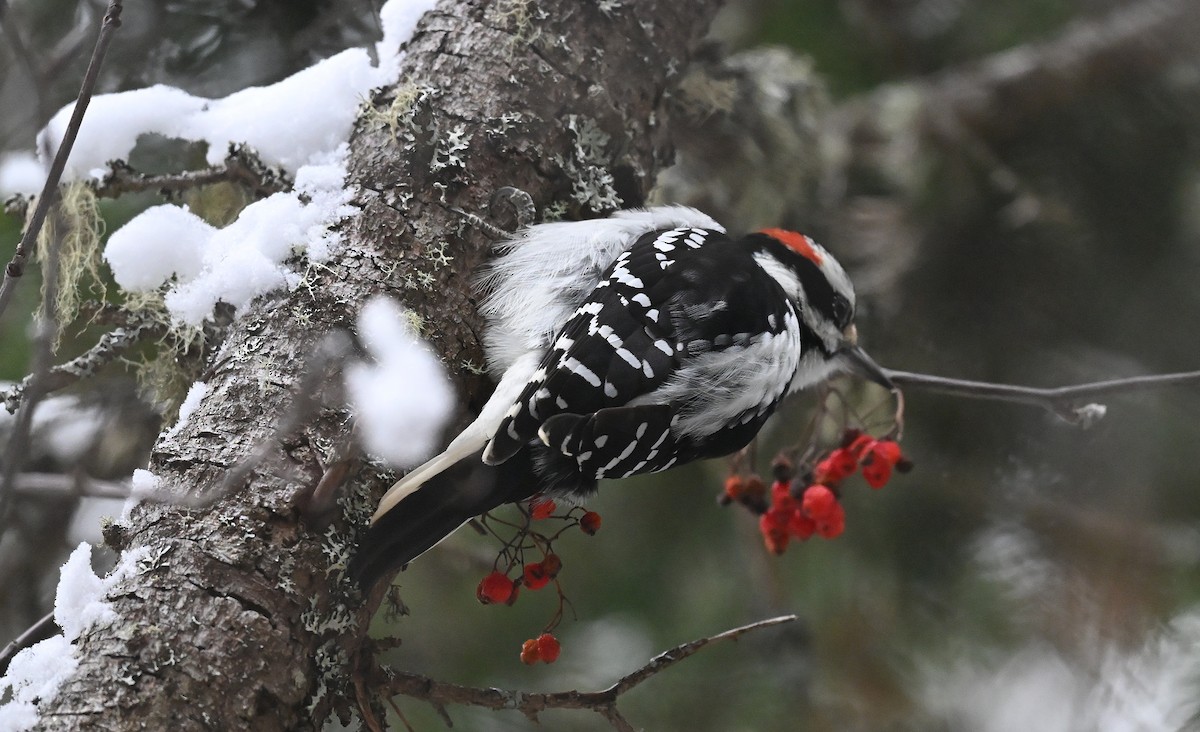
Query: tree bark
[[33, 0, 723, 729]]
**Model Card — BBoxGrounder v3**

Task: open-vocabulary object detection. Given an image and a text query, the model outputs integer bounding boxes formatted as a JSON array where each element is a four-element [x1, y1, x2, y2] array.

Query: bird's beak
[[840, 325, 894, 390]]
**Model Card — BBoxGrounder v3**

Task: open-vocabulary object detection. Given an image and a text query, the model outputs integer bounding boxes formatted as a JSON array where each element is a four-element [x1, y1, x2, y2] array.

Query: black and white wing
[[483, 226, 801, 482]]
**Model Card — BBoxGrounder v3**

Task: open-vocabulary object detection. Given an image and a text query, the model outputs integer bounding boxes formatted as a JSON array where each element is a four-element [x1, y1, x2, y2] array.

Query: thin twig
[[885, 368, 1200, 425], [384, 615, 798, 728], [0, 0, 124, 321], [606, 614, 797, 695], [0, 611, 56, 677], [8, 472, 131, 499]]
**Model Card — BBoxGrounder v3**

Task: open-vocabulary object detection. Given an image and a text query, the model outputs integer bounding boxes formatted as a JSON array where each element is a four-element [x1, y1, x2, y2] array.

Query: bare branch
[[0, 611, 55, 677], [606, 614, 798, 696], [8, 472, 131, 499], [92, 146, 292, 200], [886, 369, 1200, 426], [0, 314, 166, 412], [0, 204, 65, 530], [383, 615, 798, 728], [0, 0, 124, 320]]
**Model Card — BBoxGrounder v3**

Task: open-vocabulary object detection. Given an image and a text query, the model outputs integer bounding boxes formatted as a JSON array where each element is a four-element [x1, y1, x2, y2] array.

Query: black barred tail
[[351, 450, 541, 590]]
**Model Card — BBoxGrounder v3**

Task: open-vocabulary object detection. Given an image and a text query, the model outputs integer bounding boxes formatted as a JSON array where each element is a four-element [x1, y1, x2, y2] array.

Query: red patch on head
[[760, 228, 823, 266]]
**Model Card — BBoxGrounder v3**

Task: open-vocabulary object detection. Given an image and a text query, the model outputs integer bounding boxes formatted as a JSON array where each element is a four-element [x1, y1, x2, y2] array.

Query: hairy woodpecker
[[351, 206, 892, 587]]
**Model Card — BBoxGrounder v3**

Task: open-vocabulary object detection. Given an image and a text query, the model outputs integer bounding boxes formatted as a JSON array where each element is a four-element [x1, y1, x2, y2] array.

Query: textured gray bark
[[32, 0, 723, 729]]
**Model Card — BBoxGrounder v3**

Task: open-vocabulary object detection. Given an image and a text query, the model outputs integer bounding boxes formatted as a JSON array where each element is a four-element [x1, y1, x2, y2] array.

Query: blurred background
[[3, 0, 1200, 730]]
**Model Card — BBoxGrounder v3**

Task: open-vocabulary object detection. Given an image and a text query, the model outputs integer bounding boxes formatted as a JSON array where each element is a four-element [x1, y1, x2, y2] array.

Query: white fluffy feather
[[478, 206, 723, 376]]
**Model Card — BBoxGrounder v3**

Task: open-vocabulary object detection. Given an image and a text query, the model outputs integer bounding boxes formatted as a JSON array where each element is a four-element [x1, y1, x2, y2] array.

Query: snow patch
[[0, 636, 77, 730], [37, 0, 436, 326], [121, 468, 161, 520], [54, 543, 117, 640], [165, 381, 208, 439], [345, 297, 454, 467], [0, 544, 149, 730], [377, 0, 438, 69], [104, 205, 214, 292], [38, 0, 435, 178], [0, 151, 45, 196]]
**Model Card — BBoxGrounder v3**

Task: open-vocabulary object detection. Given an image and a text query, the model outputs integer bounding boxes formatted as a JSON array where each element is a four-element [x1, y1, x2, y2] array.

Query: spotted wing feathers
[[482, 227, 720, 465], [539, 404, 678, 480]]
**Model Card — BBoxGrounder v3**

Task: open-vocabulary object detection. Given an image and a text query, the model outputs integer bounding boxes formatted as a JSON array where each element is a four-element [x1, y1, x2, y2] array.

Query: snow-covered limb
[[14, 0, 437, 330], [90, 149, 291, 200]]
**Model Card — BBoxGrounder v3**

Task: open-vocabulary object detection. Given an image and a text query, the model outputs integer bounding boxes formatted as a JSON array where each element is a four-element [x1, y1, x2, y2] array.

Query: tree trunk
[[33, 0, 723, 728]]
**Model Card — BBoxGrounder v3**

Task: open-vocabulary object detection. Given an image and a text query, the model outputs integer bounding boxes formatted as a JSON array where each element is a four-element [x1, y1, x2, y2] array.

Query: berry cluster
[[722, 430, 910, 555], [520, 633, 562, 665], [814, 431, 907, 489], [473, 497, 602, 664]]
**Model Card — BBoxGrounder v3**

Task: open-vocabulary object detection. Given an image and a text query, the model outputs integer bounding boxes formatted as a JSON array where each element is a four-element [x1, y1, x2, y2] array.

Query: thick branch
[[925, 0, 1200, 141], [29, 1, 725, 729]]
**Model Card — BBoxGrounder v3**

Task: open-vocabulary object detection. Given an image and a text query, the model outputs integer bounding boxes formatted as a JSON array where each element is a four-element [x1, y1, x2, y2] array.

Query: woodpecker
[[351, 206, 892, 587]]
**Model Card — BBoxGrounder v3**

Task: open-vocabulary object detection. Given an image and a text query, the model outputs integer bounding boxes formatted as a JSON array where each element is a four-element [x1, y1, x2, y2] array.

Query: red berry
[[847, 434, 877, 460], [530, 498, 557, 520], [770, 480, 797, 511], [801, 484, 838, 521], [477, 571, 514, 605], [520, 638, 540, 665], [536, 633, 561, 663], [814, 444, 861, 484], [855, 439, 904, 488], [724, 475, 745, 500], [872, 439, 903, 464], [523, 562, 551, 590], [787, 508, 816, 540], [814, 501, 846, 539], [579, 510, 602, 535], [541, 553, 563, 578], [861, 461, 891, 488], [743, 476, 766, 499], [759, 507, 791, 554]]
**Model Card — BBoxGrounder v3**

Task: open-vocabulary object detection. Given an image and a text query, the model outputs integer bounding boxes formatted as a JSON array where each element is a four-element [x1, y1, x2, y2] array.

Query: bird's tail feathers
[[351, 448, 539, 589], [370, 426, 487, 523]]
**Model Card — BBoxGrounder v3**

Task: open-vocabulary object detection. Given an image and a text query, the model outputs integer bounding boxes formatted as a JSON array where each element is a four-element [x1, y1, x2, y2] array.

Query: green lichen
[[558, 115, 621, 212], [121, 289, 205, 414], [35, 181, 106, 351], [363, 82, 437, 142]]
